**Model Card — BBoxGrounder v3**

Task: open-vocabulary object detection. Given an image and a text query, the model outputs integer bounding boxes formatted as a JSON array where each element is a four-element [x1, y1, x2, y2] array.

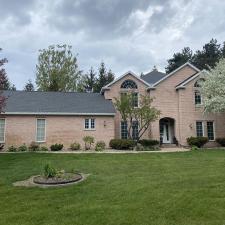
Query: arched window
[[121, 80, 137, 89], [194, 78, 205, 88]]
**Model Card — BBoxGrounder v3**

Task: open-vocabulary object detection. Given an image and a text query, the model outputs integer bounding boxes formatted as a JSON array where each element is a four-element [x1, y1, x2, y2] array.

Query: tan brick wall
[[104, 73, 150, 139], [3, 115, 115, 149]]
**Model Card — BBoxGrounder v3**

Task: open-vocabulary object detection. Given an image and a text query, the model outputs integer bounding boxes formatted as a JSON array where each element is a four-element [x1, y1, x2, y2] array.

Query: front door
[[163, 122, 170, 143]]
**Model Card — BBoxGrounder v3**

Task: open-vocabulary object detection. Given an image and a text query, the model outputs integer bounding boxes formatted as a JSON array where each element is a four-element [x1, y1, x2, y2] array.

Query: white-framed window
[[195, 91, 202, 105], [84, 118, 95, 130], [120, 92, 138, 107], [0, 118, 6, 143], [36, 119, 46, 142], [207, 121, 215, 141], [121, 121, 128, 139], [132, 121, 139, 140], [196, 121, 204, 137]]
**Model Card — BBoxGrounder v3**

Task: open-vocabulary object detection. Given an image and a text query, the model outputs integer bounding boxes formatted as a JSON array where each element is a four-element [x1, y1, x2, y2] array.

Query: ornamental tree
[[36, 44, 81, 91], [114, 93, 160, 142], [201, 58, 225, 112]]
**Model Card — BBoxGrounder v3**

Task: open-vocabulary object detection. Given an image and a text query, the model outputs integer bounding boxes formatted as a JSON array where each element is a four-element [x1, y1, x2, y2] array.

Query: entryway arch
[[159, 117, 175, 144]]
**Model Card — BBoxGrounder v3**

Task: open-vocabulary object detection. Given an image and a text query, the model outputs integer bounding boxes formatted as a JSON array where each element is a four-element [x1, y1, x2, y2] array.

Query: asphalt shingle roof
[[141, 70, 166, 85], [2, 91, 115, 115]]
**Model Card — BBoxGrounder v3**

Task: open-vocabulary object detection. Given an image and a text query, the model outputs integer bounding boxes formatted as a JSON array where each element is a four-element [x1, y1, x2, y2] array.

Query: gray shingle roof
[[141, 70, 166, 85], [2, 91, 115, 115]]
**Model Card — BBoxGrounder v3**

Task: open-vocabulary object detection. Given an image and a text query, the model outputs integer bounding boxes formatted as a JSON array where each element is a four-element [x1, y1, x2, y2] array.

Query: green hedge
[[216, 138, 225, 147], [138, 139, 159, 147], [50, 143, 64, 151], [109, 139, 135, 150], [187, 137, 208, 148]]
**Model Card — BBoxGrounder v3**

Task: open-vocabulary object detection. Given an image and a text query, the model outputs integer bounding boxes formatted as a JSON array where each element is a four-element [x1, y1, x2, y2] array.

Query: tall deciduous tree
[[0, 48, 8, 111], [166, 47, 193, 74], [36, 44, 81, 91], [114, 92, 160, 142], [24, 79, 35, 91], [202, 58, 225, 112], [94, 62, 115, 92]]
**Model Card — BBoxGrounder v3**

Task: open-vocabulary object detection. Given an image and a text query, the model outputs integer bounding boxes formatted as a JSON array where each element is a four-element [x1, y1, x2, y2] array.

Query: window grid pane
[[207, 121, 214, 140], [85, 119, 89, 129], [132, 121, 138, 140], [91, 119, 95, 129], [121, 121, 128, 139], [36, 119, 45, 142], [0, 119, 5, 142], [132, 93, 138, 107], [195, 91, 202, 105], [196, 121, 203, 137]]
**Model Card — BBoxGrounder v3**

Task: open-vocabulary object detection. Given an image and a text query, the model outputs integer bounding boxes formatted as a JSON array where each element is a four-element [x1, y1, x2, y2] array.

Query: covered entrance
[[159, 118, 175, 144]]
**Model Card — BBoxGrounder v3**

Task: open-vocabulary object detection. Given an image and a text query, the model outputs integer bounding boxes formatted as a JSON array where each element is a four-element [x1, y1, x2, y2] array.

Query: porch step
[[161, 144, 177, 148]]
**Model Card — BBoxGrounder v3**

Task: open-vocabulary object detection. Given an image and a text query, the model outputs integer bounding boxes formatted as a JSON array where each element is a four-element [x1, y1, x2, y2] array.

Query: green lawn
[[1, 150, 225, 225]]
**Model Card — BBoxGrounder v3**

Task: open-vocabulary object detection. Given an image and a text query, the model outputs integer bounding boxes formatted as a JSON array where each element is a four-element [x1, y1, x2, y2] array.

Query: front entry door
[[162, 122, 170, 143]]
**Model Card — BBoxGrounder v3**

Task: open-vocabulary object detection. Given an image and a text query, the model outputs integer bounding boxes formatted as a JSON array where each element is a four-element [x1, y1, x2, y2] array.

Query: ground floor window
[[132, 121, 139, 140], [85, 118, 95, 130], [0, 119, 5, 143], [196, 121, 204, 137], [36, 119, 46, 142], [207, 121, 214, 140], [121, 121, 128, 139]]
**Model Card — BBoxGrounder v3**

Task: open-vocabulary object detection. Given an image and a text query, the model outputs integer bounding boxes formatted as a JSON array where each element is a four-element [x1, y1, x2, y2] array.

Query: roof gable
[[152, 62, 200, 87], [101, 71, 151, 92]]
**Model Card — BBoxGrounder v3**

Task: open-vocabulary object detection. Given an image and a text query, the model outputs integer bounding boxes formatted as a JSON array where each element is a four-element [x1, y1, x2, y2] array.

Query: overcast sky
[[1, 0, 225, 89]]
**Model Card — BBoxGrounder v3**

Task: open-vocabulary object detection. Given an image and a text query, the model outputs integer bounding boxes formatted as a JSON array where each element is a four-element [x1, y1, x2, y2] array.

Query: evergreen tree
[[94, 62, 114, 92], [24, 79, 35, 91], [165, 47, 193, 73]]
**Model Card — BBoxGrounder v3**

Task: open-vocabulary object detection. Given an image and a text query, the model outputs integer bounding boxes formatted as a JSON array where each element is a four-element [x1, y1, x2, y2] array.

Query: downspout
[[177, 89, 182, 146]]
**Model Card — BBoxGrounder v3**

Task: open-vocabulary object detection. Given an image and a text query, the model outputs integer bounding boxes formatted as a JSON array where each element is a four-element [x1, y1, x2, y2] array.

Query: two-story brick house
[[1, 62, 224, 148]]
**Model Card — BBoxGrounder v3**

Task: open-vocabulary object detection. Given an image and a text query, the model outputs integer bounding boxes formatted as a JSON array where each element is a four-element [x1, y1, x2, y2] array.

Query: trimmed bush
[[138, 139, 159, 147], [40, 146, 49, 152], [216, 138, 225, 147], [0, 144, 4, 151], [44, 163, 57, 178], [50, 143, 63, 151], [29, 142, 40, 151], [18, 144, 28, 152], [70, 142, 81, 151], [83, 136, 94, 150], [187, 137, 208, 148], [95, 141, 106, 151], [8, 145, 17, 152], [109, 139, 135, 150]]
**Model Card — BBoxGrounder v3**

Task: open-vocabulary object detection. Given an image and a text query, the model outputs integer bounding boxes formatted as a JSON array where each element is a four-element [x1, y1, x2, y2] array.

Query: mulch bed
[[33, 173, 82, 185]]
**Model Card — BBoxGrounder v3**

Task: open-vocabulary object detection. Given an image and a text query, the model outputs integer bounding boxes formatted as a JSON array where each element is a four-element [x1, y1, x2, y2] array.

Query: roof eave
[[1, 112, 116, 116]]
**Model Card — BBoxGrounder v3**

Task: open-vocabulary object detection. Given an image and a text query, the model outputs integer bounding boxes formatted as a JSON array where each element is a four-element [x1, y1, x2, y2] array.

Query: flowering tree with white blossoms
[[202, 58, 225, 112]]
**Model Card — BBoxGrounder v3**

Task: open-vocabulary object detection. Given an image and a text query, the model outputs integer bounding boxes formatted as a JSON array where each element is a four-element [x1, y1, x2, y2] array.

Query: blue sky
[[1, 0, 225, 89]]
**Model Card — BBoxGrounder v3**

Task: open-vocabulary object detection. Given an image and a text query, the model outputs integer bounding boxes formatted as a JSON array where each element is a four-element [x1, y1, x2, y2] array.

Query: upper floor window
[[195, 91, 202, 105], [85, 118, 95, 130], [120, 92, 138, 107], [121, 80, 137, 89], [36, 119, 46, 142]]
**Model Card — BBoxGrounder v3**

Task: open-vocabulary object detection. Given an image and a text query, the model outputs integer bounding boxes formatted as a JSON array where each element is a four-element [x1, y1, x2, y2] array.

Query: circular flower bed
[[33, 173, 82, 185]]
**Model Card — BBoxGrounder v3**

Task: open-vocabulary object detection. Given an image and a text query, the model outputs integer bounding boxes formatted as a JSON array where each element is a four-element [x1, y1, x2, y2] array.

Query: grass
[[1, 150, 225, 225]]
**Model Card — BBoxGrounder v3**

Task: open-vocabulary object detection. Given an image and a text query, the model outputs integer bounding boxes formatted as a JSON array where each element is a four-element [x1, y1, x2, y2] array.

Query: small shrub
[[134, 143, 145, 151], [29, 141, 40, 151], [138, 139, 159, 147], [187, 137, 208, 148], [50, 143, 63, 151], [109, 139, 135, 150], [8, 145, 17, 152], [44, 163, 57, 178], [40, 146, 48, 151], [18, 144, 28, 152], [83, 136, 94, 150], [70, 142, 81, 151], [216, 138, 225, 147], [95, 141, 106, 151]]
